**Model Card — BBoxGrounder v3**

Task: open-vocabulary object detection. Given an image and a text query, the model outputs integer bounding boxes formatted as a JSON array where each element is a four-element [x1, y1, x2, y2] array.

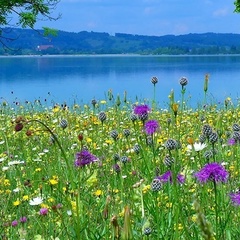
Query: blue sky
[[36, 0, 240, 36]]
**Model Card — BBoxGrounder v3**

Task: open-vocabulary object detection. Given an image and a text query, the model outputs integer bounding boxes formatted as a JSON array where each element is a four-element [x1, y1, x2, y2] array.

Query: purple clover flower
[[230, 192, 240, 206], [11, 220, 18, 227], [20, 216, 27, 223], [228, 138, 236, 146], [74, 150, 98, 167], [156, 170, 185, 184], [144, 120, 160, 135], [194, 162, 228, 183], [39, 208, 48, 215], [133, 104, 150, 116]]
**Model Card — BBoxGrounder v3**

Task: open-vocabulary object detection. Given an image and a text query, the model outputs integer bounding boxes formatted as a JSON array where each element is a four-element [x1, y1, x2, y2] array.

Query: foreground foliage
[[0, 77, 240, 239]]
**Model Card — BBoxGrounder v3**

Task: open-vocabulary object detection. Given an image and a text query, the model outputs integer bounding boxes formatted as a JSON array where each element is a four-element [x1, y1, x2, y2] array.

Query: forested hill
[[1, 28, 240, 55]]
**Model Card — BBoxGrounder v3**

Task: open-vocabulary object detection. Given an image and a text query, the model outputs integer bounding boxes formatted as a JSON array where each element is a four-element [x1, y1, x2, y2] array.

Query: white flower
[[8, 160, 25, 166], [187, 142, 207, 152], [13, 187, 21, 193], [67, 210, 72, 216], [29, 197, 43, 206]]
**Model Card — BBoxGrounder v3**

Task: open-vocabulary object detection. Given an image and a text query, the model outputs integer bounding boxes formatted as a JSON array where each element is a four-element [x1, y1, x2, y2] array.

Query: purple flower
[[195, 162, 228, 183], [11, 220, 18, 227], [20, 216, 27, 223], [156, 170, 185, 184], [230, 192, 240, 206], [144, 120, 160, 135], [228, 138, 236, 146], [74, 150, 98, 167], [133, 104, 150, 116], [40, 208, 48, 215]]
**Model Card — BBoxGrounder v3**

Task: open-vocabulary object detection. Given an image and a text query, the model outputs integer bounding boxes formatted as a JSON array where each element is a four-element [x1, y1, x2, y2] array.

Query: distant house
[[37, 45, 54, 51]]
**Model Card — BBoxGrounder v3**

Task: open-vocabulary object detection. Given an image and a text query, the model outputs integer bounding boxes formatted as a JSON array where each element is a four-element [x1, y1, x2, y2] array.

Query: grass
[[0, 76, 240, 239]]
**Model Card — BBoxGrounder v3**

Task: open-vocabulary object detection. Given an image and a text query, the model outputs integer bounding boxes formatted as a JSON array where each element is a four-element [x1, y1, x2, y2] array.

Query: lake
[[0, 55, 240, 108]]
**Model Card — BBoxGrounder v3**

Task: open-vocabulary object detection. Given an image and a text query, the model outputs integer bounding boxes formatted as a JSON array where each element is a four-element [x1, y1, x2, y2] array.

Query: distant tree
[[0, 0, 59, 42], [234, 0, 240, 12]]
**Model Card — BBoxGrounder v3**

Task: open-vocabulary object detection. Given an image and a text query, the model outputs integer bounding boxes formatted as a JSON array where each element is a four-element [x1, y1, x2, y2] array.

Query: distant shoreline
[[1, 54, 240, 58]]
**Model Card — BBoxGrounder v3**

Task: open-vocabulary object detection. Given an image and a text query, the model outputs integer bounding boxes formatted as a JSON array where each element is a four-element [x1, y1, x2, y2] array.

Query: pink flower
[[39, 208, 48, 215], [12, 220, 18, 227]]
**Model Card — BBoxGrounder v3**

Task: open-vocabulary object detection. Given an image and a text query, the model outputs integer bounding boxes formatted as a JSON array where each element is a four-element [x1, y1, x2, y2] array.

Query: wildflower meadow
[[0, 75, 240, 239]]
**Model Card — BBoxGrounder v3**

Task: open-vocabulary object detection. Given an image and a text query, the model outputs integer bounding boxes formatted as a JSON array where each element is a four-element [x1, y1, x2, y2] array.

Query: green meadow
[[0, 76, 239, 239]]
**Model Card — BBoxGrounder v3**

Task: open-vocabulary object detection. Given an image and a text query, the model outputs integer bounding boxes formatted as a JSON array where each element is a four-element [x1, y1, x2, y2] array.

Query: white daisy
[[29, 196, 43, 206], [187, 142, 207, 152]]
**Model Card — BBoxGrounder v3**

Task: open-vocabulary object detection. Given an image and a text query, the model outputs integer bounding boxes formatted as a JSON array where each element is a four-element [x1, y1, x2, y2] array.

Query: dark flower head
[[74, 150, 98, 167], [194, 162, 228, 183], [151, 76, 158, 85], [230, 192, 240, 206], [144, 119, 160, 135], [179, 77, 188, 87], [156, 170, 185, 184], [133, 104, 150, 116]]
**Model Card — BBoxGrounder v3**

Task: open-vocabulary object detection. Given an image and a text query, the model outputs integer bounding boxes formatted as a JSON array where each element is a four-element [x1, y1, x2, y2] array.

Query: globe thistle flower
[[130, 113, 137, 122], [123, 129, 131, 138], [113, 153, 120, 162], [165, 138, 177, 150], [98, 111, 107, 123], [151, 76, 158, 85], [199, 134, 207, 144], [120, 156, 129, 164], [143, 227, 152, 236], [232, 123, 240, 131], [194, 162, 229, 184], [179, 77, 188, 87], [164, 155, 174, 167], [151, 179, 162, 192], [133, 144, 140, 154], [59, 119, 68, 129], [74, 150, 98, 167], [202, 124, 213, 137], [229, 192, 240, 206], [110, 130, 119, 140], [209, 132, 218, 144], [144, 119, 160, 135], [232, 131, 240, 142], [91, 99, 97, 108]]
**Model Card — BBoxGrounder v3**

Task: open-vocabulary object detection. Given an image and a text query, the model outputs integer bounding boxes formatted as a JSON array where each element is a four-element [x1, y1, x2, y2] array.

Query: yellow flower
[[49, 179, 58, 185], [48, 198, 55, 203], [113, 189, 119, 194], [35, 168, 41, 172], [100, 100, 106, 104], [94, 189, 102, 197], [86, 137, 92, 143], [13, 200, 21, 206], [4, 179, 10, 186], [142, 185, 151, 194], [52, 106, 60, 113], [22, 195, 29, 201]]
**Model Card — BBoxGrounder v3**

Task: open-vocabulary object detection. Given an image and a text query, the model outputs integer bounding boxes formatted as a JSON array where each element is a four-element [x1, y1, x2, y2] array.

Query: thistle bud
[[15, 123, 23, 132], [204, 74, 209, 93]]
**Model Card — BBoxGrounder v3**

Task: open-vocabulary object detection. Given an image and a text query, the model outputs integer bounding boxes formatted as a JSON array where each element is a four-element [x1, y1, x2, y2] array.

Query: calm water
[[0, 55, 240, 108]]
